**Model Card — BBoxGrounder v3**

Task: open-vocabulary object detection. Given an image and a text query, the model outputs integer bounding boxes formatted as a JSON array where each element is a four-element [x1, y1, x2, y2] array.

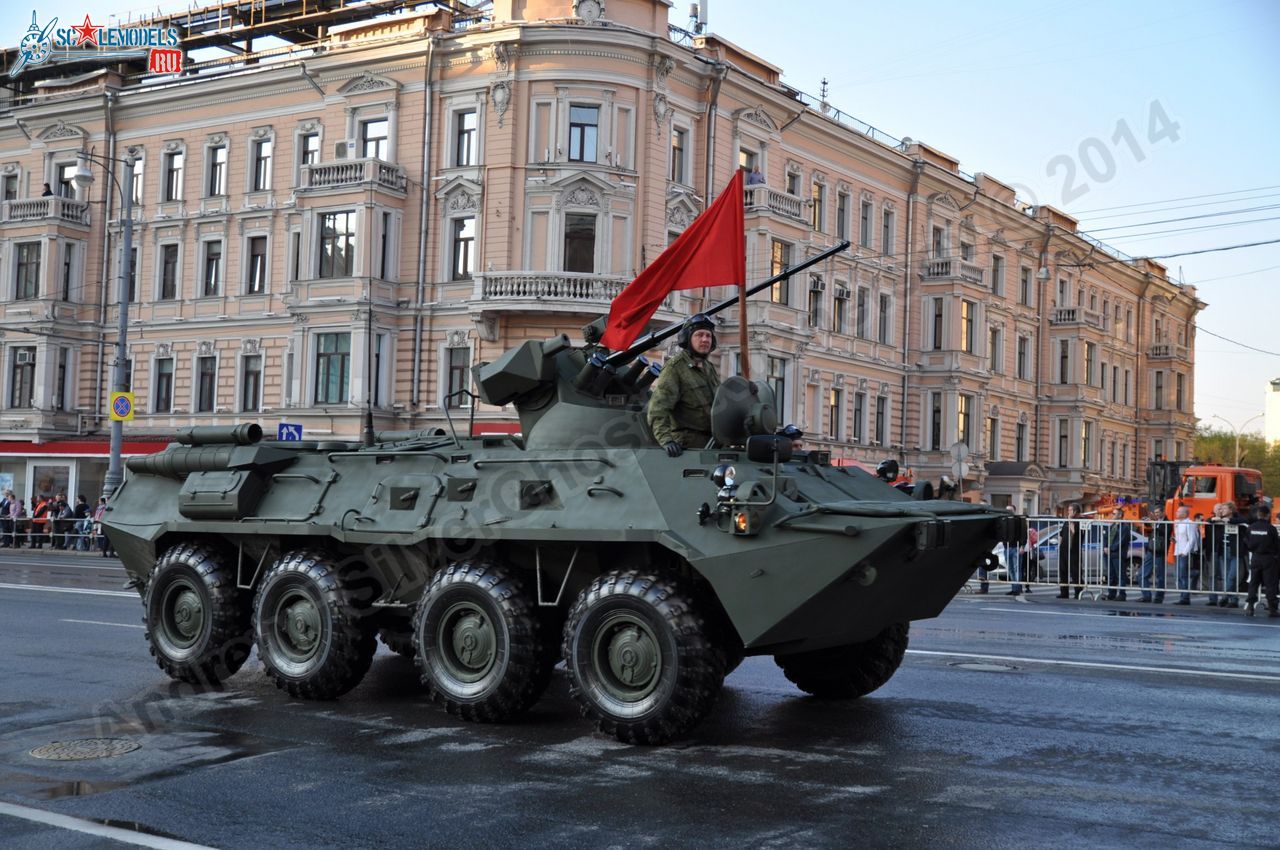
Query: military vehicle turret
[[104, 241, 1024, 744]]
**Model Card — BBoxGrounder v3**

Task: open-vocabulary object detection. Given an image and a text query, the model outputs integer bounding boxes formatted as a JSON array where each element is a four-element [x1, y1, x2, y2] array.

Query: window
[[1020, 267, 1032, 305], [568, 105, 599, 162], [241, 355, 262, 412], [251, 139, 272, 192], [52, 348, 69, 411], [855, 287, 869, 338], [247, 236, 268, 294], [130, 155, 144, 205], [1081, 421, 1093, 470], [853, 392, 865, 443], [1015, 422, 1027, 462], [1101, 361, 1108, 392], [9, 347, 35, 408], [878, 293, 891, 344], [289, 231, 301, 282], [1, 173, 16, 201], [159, 244, 179, 300], [380, 211, 393, 279], [1124, 369, 1131, 405], [958, 394, 973, 448], [1176, 372, 1185, 411], [669, 127, 686, 184], [1109, 440, 1116, 476], [738, 149, 758, 172], [929, 392, 943, 451], [767, 356, 787, 418], [455, 110, 478, 167], [446, 347, 470, 408], [314, 333, 351, 404], [1016, 336, 1029, 379], [451, 217, 476, 280], [986, 416, 999, 461], [785, 170, 799, 196], [202, 241, 223, 296], [770, 240, 791, 304], [154, 358, 173, 413], [1153, 438, 1164, 462], [360, 118, 389, 160], [1112, 365, 1119, 402], [1125, 308, 1133, 342], [989, 327, 1002, 373], [859, 200, 873, 248], [563, 213, 595, 273], [300, 132, 320, 167], [56, 163, 76, 198], [874, 396, 887, 445], [881, 209, 895, 255], [196, 355, 216, 412], [60, 243, 74, 301], [960, 300, 975, 353], [836, 192, 849, 240], [930, 297, 943, 350], [828, 388, 843, 441], [1058, 419, 1069, 468], [833, 289, 848, 334], [206, 144, 227, 196], [318, 211, 355, 278], [807, 287, 821, 328], [1058, 278, 1068, 307], [960, 241, 974, 262], [15, 242, 41, 300], [1154, 370, 1164, 410], [1085, 342, 1096, 386], [810, 181, 825, 231], [931, 225, 945, 258], [163, 150, 184, 201], [991, 255, 1005, 297], [1059, 340, 1070, 384]]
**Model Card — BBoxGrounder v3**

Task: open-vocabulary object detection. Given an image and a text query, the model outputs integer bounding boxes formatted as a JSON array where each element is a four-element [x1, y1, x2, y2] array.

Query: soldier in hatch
[[646, 313, 721, 457]]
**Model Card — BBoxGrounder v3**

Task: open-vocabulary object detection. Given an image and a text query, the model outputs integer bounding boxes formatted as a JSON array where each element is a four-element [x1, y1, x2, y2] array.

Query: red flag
[[601, 169, 745, 350]]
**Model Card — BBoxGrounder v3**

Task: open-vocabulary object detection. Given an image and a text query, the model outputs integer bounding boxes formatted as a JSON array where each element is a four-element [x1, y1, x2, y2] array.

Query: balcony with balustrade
[[1147, 342, 1191, 363], [0, 196, 91, 228], [920, 255, 985, 290], [744, 185, 806, 224], [298, 159, 408, 197], [469, 271, 680, 331]]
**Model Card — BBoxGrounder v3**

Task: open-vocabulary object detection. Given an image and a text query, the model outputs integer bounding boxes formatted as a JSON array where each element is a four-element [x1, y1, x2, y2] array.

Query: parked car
[[992, 521, 1146, 584]]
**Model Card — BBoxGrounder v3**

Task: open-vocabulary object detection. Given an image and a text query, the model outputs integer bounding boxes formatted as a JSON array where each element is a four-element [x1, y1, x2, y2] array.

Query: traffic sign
[[277, 422, 303, 441], [109, 391, 135, 421]]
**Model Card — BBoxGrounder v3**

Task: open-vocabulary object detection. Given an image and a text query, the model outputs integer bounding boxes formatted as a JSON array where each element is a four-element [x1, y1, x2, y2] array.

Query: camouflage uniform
[[646, 349, 721, 449]]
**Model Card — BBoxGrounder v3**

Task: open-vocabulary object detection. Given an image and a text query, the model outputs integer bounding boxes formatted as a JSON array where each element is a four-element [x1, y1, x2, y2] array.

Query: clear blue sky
[[17, 0, 1280, 433]]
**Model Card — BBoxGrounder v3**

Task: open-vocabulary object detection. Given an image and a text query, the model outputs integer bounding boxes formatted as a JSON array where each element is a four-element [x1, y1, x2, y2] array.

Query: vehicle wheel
[[413, 560, 549, 722], [563, 570, 724, 745], [144, 541, 252, 685], [775, 622, 908, 699], [254, 549, 376, 700], [378, 623, 416, 658]]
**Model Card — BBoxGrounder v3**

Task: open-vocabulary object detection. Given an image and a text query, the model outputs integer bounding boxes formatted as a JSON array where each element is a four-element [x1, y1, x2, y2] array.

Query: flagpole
[[738, 279, 749, 379]]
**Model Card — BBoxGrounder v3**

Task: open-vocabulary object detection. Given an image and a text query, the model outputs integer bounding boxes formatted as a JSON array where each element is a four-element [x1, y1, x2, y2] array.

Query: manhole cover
[[950, 661, 1018, 672], [30, 738, 141, 761]]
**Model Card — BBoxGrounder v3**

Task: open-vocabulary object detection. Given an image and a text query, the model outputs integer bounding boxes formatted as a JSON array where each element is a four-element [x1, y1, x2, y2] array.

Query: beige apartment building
[[0, 0, 1199, 512]]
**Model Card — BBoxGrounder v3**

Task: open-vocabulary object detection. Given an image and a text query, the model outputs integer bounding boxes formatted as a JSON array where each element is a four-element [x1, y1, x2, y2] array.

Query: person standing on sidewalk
[[1138, 506, 1169, 603], [1243, 504, 1279, 617], [1058, 504, 1083, 598], [1173, 505, 1200, 605], [1104, 507, 1133, 601], [1220, 502, 1248, 607]]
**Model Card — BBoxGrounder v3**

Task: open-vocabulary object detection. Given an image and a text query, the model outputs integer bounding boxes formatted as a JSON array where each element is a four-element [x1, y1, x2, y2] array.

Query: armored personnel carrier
[[104, 242, 1023, 744]]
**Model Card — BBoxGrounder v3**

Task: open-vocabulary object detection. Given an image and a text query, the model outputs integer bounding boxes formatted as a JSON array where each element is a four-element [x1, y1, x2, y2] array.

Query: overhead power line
[[1086, 203, 1280, 232], [1197, 326, 1280, 358], [1069, 184, 1280, 215]]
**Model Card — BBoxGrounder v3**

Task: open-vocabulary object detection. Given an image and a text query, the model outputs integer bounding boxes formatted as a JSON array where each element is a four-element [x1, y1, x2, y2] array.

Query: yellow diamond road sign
[[110, 391, 135, 421]]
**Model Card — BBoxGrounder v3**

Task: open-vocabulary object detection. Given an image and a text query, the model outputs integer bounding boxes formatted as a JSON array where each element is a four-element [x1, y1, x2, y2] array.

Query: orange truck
[[1164, 464, 1272, 521]]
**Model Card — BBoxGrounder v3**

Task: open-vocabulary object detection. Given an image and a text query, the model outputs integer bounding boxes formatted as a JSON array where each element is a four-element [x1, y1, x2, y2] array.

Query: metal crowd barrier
[[0, 519, 107, 552], [973, 515, 1257, 605]]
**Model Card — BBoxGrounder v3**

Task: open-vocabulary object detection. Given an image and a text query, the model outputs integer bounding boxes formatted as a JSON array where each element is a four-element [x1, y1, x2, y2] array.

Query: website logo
[[8, 11, 182, 78]]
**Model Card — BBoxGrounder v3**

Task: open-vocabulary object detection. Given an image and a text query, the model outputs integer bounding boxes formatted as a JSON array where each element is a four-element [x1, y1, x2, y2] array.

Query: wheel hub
[[593, 615, 661, 700], [276, 592, 322, 663], [438, 603, 497, 683], [161, 581, 205, 648]]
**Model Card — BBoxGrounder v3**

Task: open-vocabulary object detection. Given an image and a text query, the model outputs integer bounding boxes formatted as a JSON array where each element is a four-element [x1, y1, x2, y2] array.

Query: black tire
[[253, 549, 376, 700], [775, 622, 909, 699], [144, 541, 252, 685], [563, 570, 724, 745], [412, 560, 550, 722], [378, 625, 416, 658]]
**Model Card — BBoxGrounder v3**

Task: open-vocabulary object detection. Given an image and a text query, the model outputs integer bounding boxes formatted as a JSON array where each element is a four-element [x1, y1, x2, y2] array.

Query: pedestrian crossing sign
[[110, 391, 135, 421]]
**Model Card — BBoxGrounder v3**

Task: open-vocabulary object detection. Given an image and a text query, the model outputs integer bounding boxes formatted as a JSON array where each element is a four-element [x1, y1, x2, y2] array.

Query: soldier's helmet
[[677, 313, 717, 353]]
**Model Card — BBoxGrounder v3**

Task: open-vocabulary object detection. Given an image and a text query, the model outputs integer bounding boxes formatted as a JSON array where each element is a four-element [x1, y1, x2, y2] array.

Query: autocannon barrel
[[175, 424, 262, 446], [126, 446, 235, 478]]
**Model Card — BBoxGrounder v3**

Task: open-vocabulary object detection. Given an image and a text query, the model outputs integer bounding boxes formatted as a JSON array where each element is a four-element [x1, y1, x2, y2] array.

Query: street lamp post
[[1210, 413, 1264, 467], [73, 149, 138, 500]]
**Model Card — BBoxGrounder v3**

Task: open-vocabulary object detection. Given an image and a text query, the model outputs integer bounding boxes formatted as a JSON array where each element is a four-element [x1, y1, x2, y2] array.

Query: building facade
[[0, 0, 1200, 511]]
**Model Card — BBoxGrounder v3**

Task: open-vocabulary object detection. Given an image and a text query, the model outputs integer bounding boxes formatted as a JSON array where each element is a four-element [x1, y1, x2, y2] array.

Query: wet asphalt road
[[1, 553, 1278, 849]]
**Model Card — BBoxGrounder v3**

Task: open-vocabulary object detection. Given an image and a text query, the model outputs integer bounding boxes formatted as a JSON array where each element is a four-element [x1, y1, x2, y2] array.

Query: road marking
[[0, 800, 215, 850], [0, 560, 125, 571], [977, 605, 1276, 626], [61, 618, 145, 629], [907, 649, 1280, 684], [0, 582, 134, 598]]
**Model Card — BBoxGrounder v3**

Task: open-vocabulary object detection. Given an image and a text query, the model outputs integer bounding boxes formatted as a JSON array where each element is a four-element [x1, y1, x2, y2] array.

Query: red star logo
[[70, 15, 101, 47]]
